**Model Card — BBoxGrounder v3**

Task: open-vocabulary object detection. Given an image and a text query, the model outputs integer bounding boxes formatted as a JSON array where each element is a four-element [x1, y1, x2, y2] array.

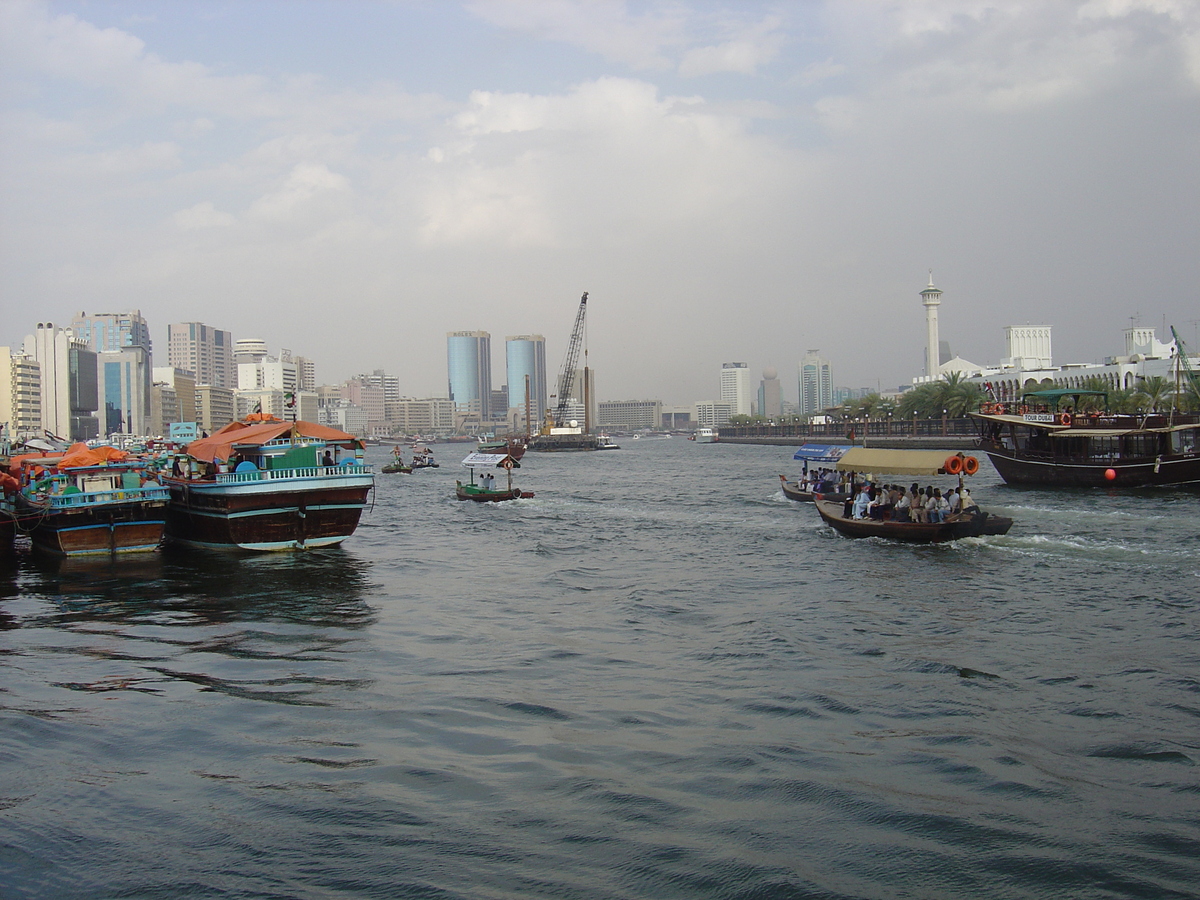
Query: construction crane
[[549, 292, 588, 429], [1170, 325, 1200, 405]]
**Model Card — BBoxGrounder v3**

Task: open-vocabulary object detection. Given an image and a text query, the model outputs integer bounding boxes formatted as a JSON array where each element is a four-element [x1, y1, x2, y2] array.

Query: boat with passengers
[[163, 414, 374, 551], [970, 388, 1200, 488], [809, 448, 1013, 543]]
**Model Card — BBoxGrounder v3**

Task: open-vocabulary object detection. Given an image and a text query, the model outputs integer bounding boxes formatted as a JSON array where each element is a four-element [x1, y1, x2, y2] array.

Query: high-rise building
[[22, 323, 99, 440], [799, 351, 833, 417], [0, 348, 42, 439], [505, 335, 547, 427], [71, 311, 152, 435], [758, 366, 782, 418], [720, 362, 754, 417], [153, 367, 197, 430], [234, 338, 269, 367], [598, 400, 662, 431], [447, 331, 491, 419], [168, 322, 234, 389], [196, 384, 236, 434]]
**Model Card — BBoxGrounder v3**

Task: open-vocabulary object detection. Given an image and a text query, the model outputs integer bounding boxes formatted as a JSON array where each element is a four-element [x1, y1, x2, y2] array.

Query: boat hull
[[812, 498, 1012, 542], [455, 482, 529, 502], [165, 469, 373, 551], [984, 448, 1200, 488], [17, 495, 167, 556], [527, 434, 600, 452], [779, 476, 848, 503]]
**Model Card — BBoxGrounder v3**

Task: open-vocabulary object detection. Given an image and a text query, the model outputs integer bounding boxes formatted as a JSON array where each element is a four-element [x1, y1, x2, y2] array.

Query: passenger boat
[[809, 447, 1013, 543], [596, 434, 620, 450], [691, 427, 717, 443], [163, 416, 374, 551], [9, 443, 169, 555], [455, 452, 532, 502], [410, 446, 440, 468], [971, 389, 1200, 487], [778, 474, 848, 504]]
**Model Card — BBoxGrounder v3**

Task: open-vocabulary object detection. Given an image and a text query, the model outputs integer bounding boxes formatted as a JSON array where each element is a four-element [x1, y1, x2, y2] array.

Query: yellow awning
[[834, 448, 968, 476]]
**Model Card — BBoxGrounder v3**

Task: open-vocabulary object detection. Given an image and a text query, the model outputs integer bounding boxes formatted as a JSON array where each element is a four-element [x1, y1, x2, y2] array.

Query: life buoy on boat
[[944, 455, 964, 475], [1059, 413, 1072, 426], [962, 456, 980, 476]]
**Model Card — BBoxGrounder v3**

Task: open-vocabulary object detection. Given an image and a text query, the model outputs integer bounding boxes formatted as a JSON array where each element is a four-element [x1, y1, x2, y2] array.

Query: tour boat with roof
[[163, 415, 374, 551], [8, 443, 169, 555], [970, 389, 1200, 488]]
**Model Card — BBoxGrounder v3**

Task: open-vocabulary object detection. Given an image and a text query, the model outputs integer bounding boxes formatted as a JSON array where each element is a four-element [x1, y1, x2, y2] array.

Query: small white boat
[[692, 427, 718, 443]]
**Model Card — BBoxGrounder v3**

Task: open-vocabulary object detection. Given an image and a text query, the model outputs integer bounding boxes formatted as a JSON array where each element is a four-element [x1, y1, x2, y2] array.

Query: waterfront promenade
[[716, 416, 980, 449]]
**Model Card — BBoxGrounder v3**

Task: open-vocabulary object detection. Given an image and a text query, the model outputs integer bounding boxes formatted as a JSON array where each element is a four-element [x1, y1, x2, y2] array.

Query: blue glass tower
[[446, 331, 491, 419], [505, 335, 547, 426]]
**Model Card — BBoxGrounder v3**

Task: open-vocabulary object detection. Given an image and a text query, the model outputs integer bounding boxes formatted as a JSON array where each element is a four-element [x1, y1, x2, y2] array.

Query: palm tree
[[1136, 375, 1173, 413]]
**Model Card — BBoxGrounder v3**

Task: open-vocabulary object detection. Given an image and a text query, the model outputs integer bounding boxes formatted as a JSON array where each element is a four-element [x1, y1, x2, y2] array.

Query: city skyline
[[2, 2, 1196, 405]]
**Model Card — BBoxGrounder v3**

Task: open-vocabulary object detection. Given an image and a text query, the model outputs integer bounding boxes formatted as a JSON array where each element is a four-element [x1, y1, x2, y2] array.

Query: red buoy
[[1105, 468, 1117, 481]]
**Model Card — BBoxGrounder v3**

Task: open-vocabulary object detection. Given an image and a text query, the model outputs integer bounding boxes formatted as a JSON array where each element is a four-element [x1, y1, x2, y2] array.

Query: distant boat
[[596, 434, 620, 450], [691, 427, 717, 443], [478, 436, 527, 460], [9, 443, 169, 555], [456, 452, 532, 502], [163, 415, 374, 551]]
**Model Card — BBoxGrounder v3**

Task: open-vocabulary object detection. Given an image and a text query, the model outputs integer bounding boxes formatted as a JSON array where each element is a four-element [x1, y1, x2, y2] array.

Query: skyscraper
[[447, 331, 491, 419], [168, 322, 234, 389], [22, 323, 99, 440], [799, 351, 833, 416], [758, 366, 782, 418], [720, 362, 754, 417], [505, 335, 547, 427], [71, 310, 152, 435]]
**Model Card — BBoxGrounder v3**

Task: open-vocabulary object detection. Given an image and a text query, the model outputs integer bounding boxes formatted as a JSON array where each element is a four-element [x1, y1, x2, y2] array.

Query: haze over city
[[2, 0, 1198, 405]]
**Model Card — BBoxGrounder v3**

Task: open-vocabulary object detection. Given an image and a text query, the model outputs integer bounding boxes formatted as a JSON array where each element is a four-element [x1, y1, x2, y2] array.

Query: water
[[2, 439, 1198, 899]]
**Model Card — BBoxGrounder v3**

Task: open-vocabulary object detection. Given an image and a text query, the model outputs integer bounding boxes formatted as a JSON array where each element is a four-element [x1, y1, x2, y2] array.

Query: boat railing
[[38, 486, 171, 508], [216, 464, 373, 484]]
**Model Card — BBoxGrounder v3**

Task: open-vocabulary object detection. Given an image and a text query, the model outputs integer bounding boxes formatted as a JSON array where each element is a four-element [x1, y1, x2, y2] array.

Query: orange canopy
[[184, 419, 362, 463], [8, 443, 129, 474]]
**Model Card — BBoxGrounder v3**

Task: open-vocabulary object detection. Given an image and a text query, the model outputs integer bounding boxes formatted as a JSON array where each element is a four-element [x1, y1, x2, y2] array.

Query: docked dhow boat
[[8, 443, 169, 555], [970, 389, 1200, 488], [163, 416, 374, 551], [810, 447, 1013, 543]]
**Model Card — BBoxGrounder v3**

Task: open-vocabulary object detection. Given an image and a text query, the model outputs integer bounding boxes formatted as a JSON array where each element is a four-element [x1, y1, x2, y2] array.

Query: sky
[[2, 0, 1198, 406]]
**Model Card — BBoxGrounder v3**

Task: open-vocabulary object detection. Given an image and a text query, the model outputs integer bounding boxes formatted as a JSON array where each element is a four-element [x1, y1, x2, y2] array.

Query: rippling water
[[2, 439, 1198, 899]]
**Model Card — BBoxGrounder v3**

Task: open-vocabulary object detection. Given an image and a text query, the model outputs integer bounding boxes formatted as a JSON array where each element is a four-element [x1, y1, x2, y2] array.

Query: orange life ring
[[962, 456, 980, 476], [944, 455, 964, 475], [1060, 413, 1072, 426]]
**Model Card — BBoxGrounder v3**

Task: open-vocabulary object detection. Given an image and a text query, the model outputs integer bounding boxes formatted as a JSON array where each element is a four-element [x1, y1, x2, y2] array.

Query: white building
[[0, 348, 42, 438], [720, 362, 755, 416], [694, 401, 734, 427]]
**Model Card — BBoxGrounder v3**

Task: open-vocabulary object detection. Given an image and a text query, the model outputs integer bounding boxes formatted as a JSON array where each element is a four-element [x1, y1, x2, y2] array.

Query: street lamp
[[942, 408, 948, 437]]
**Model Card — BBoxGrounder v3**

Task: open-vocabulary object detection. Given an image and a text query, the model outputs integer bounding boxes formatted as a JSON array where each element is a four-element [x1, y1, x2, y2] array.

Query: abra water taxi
[[456, 452, 532, 502], [9, 443, 169, 555], [810, 448, 1013, 543], [163, 416, 374, 551], [970, 389, 1200, 488]]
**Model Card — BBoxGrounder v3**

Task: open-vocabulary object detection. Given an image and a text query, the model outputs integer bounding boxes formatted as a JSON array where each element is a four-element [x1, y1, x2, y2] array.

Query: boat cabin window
[[1120, 434, 1162, 458], [1171, 428, 1197, 454], [1088, 436, 1120, 462]]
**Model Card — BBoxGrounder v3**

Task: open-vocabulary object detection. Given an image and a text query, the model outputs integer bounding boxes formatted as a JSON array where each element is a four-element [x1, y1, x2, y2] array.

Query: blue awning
[[792, 444, 849, 463]]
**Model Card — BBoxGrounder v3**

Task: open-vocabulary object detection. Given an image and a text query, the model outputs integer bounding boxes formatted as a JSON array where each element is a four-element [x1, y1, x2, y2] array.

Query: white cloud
[[173, 201, 235, 230], [247, 163, 352, 224]]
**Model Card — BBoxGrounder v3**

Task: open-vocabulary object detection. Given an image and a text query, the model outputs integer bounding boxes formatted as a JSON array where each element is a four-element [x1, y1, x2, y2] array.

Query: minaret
[[920, 271, 942, 378]]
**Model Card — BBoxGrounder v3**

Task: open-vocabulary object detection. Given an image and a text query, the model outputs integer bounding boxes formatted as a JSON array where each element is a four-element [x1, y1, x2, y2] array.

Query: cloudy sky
[[2, 0, 1198, 405]]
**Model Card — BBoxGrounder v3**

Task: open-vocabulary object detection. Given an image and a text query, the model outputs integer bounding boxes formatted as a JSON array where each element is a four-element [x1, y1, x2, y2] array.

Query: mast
[[524, 374, 532, 439]]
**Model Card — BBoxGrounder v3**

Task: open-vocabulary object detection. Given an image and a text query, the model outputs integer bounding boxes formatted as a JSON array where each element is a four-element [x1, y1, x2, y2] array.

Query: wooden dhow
[[9, 444, 169, 555], [163, 416, 374, 551]]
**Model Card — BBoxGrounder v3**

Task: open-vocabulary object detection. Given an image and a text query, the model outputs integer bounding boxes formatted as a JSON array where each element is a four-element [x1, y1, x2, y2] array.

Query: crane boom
[[1170, 326, 1200, 397], [552, 292, 588, 427]]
